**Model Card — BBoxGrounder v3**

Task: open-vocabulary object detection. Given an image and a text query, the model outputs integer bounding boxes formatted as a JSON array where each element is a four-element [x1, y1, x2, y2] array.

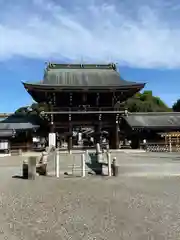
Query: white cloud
[[0, 0, 180, 68]]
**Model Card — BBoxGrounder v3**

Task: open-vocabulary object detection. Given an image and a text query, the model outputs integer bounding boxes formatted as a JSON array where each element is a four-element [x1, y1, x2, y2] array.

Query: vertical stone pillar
[[81, 154, 86, 177], [48, 125, 56, 147], [112, 157, 119, 176], [49, 114, 56, 147], [28, 156, 37, 180], [169, 135, 172, 152], [22, 160, 28, 179], [56, 152, 60, 178], [107, 151, 112, 176]]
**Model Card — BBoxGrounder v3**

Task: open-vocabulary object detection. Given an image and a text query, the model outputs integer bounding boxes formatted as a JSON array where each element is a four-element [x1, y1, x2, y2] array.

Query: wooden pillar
[[115, 121, 119, 149], [131, 135, 140, 149], [94, 125, 101, 144], [68, 114, 72, 152], [109, 129, 112, 149], [50, 122, 55, 133], [109, 122, 119, 149], [109, 116, 119, 149], [68, 136, 73, 152], [94, 114, 102, 144]]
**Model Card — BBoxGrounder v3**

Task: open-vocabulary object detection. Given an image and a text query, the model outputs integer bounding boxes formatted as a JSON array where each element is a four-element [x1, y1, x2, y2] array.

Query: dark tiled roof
[[0, 114, 39, 130], [123, 112, 180, 129], [23, 63, 145, 89], [43, 68, 138, 87]]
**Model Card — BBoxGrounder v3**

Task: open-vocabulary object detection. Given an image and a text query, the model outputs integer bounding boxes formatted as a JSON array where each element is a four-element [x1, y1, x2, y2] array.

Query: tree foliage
[[172, 99, 180, 112], [125, 90, 171, 112], [15, 102, 49, 116], [14, 102, 50, 128]]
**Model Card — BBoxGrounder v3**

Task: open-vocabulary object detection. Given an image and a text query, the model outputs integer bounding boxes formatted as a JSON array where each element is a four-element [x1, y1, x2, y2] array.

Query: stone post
[[28, 156, 37, 180], [49, 121, 56, 147], [81, 154, 86, 177], [22, 160, 28, 179], [48, 114, 56, 147], [48, 132, 56, 147], [56, 151, 60, 178], [112, 157, 119, 177], [96, 143, 102, 163], [107, 152, 112, 176]]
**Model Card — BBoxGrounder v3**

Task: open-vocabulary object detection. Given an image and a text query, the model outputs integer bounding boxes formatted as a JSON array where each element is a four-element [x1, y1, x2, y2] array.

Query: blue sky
[[0, 0, 180, 112]]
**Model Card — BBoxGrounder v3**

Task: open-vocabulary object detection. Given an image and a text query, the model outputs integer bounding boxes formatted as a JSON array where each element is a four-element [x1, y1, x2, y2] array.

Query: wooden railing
[[145, 143, 180, 152]]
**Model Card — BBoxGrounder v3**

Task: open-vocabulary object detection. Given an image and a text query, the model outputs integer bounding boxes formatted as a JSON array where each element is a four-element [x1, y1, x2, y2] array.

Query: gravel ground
[[0, 153, 180, 239]]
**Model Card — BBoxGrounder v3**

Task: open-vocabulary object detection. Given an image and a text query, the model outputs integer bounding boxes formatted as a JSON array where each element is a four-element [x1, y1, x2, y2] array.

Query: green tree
[[125, 91, 171, 112], [14, 102, 50, 130], [172, 99, 180, 112], [15, 106, 30, 114], [15, 102, 49, 116]]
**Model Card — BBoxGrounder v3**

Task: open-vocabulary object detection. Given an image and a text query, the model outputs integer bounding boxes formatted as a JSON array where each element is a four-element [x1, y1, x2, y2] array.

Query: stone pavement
[[0, 152, 180, 239], [47, 150, 180, 177]]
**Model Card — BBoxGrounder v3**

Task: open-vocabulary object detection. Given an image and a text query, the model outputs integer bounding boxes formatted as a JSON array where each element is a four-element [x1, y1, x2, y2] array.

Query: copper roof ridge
[[46, 62, 117, 70]]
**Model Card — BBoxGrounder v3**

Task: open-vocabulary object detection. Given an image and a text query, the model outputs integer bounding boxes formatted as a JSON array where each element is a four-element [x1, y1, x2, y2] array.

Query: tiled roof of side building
[[123, 112, 180, 129], [0, 114, 40, 130], [0, 130, 14, 137]]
